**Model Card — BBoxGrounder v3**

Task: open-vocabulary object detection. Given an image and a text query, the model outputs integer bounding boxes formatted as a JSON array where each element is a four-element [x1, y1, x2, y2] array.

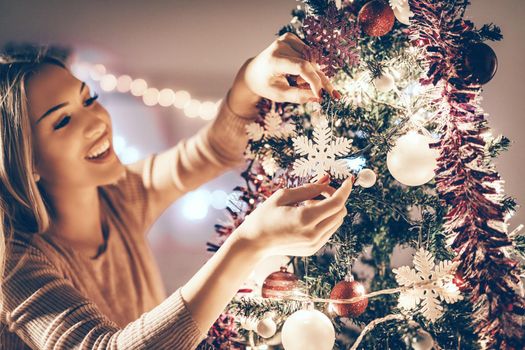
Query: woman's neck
[[44, 185, 104, 255]]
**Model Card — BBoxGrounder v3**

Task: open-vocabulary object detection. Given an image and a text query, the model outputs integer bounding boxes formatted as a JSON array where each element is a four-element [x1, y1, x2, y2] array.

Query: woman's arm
[[2, 240, 206, 349], [128, 33, 339, 226], [181, 176, 353, 333], [126, 92, 254, 226]]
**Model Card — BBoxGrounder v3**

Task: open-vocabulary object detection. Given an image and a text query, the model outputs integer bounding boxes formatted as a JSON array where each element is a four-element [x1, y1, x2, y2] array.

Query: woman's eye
[[54, 116, 71, 130], [83, 92, 99, 107]]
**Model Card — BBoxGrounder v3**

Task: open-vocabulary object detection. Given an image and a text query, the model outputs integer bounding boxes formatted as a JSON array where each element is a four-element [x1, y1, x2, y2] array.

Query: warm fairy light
[[182, 189, 211, 220], [184, 99, 201, 118], [100, 74, 117, 92], [158, 88, 176, 107], [199, 101, 218, 120], [79, 62, 221, 120], [130, 78, 148, 96], [116, 75, 133, 93], [143, 88, 160, 106], [90, 64, 106, 81], [173, 90, 191, 109]]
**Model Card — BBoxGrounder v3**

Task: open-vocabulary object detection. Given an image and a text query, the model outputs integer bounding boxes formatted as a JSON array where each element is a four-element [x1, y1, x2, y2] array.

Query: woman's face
[[26, 64, 125, 190]]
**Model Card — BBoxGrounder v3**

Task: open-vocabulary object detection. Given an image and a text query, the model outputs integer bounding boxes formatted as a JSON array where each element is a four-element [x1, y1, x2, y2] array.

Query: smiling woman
[[0, 32, 352, 350]]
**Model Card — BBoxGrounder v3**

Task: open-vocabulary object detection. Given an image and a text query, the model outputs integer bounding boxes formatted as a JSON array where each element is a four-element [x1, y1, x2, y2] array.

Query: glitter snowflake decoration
[[393, 248, 463, 322], [302, 2, 360, 77], [245, 110, 295, 142], [291, 115, 352, 182]]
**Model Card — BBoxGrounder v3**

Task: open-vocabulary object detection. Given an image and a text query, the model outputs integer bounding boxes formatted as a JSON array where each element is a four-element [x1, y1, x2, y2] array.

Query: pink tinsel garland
[[409, 0, 525, 348]]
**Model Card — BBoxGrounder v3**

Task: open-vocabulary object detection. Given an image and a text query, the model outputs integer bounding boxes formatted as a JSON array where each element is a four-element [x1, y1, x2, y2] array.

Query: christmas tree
[[200, 1, 525, 349]]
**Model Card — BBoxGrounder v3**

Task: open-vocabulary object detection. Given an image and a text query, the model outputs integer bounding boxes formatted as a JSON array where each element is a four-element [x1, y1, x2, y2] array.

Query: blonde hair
[[0, 53, 65, 305]]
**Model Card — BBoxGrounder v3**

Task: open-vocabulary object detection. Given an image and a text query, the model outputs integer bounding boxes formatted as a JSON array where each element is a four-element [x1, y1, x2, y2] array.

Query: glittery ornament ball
[[261, 266, 299, 298], [358, 0, 395, 37], [329, 280, 368, 317], [462, 42, 498, 85]]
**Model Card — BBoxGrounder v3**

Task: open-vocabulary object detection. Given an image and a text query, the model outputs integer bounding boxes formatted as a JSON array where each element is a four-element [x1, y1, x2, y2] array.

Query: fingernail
[[319, 88, 325, 99], [333, 90, 342, 100]]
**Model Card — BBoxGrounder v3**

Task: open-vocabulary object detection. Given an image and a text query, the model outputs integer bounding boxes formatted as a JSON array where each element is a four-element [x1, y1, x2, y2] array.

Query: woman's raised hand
[[227, 32, 340, 118], [235, 175, 353, 258]]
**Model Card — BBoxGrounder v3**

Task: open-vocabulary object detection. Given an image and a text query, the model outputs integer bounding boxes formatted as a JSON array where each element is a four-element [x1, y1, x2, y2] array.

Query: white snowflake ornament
[[393, 248, 463, 322], [262, 156, 279, 177], [246, 109, 295, 142], [291, 116, 353, 182]]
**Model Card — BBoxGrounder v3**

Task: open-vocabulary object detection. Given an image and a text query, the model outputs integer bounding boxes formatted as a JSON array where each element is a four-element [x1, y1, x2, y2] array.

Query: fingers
[[277, 34, 339, 100], [272, 80, 318, 104], [274, 182, 336, 206], [280, 34, 308, 59], [314, 204, 347, 232], [314, 210, 346, 249], [301, 176, 353, 221], [273, 55, 323, 99]]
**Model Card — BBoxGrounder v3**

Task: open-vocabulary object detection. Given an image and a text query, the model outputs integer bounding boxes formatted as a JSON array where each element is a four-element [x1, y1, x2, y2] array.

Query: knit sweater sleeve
[[1, 239, 206, 349], [126, 94, 254, 229]]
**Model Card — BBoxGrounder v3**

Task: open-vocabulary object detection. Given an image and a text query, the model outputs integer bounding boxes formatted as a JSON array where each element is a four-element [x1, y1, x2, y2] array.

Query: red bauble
[[462, 42, 498, 85], [358, 0, 395, 37], [329, 280, 368, 317], [261, 266, 299, 298]]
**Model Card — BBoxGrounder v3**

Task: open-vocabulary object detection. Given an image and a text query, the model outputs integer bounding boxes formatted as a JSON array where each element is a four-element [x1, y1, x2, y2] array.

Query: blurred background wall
[[0, 0, 523, 293]]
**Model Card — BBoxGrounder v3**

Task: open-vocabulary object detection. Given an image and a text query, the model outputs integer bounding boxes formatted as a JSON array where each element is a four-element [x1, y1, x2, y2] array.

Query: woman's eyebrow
[[36, 82, 86, 124]]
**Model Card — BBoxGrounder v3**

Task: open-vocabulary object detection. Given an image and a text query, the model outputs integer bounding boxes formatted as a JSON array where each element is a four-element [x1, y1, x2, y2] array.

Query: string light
[[130, 78, 148, 96], [142, 87, 160, 106], [72, 62, 220, 120], [100, 74, 117, 92], [116, 75, 133, 93]]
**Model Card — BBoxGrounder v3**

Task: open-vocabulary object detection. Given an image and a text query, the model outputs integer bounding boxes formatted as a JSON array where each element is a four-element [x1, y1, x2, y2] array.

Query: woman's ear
[[33, 172, 41, 182]]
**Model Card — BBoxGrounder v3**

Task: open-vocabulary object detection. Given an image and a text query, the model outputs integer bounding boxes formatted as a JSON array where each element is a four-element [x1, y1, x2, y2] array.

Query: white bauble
[[256, 317, 277, 338], [387, 131, 439, 186], [411, 328, 434, 350], [374, 73, 395, 93], [355, 168, 377, 188], [281, 309, 335, 350]]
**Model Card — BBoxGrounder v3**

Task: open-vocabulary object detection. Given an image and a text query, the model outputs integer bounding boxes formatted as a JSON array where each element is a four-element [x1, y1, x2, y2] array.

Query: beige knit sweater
[[0, 97, 251, 349]]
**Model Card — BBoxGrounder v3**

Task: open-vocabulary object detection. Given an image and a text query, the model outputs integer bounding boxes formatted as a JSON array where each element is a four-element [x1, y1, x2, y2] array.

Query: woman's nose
[[84, 118, 107, 140]]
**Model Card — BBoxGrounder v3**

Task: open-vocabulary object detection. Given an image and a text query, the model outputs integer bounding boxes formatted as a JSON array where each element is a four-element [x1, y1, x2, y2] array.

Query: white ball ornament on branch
[[281, 309, 336, 350], [355, 168, 377, 188], [411, 327, 435, 350], [256, 316, 277, 339], [386, 131, 440, 186], [373, 72, 396, 93]]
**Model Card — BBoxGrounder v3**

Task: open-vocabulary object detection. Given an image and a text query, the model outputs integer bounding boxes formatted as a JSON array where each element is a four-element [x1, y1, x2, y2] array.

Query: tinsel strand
[[409, 0, 525, 348]]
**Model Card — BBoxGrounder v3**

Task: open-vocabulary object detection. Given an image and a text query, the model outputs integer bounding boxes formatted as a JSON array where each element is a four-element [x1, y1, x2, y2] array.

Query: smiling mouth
[[85, 139, 112, 161]]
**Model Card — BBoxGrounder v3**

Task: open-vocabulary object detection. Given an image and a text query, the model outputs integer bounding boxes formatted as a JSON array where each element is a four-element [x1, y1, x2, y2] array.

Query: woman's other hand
[[227, 32, 340, 118], [234, 175, 353, 258]]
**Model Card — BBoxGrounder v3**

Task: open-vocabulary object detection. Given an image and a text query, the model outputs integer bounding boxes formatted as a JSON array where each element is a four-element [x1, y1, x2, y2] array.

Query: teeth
[[87, 139, 110, 159]]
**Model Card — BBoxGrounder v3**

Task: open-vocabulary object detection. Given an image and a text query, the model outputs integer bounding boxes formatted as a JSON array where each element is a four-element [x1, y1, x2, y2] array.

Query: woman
[[0, 33, 352, 349]]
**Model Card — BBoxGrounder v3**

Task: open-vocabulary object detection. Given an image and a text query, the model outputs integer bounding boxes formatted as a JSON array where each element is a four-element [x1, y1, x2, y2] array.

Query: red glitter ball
[[329, 280, 368, 317], [358, 0, 395, 37], [261, 266, 298, 299]]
